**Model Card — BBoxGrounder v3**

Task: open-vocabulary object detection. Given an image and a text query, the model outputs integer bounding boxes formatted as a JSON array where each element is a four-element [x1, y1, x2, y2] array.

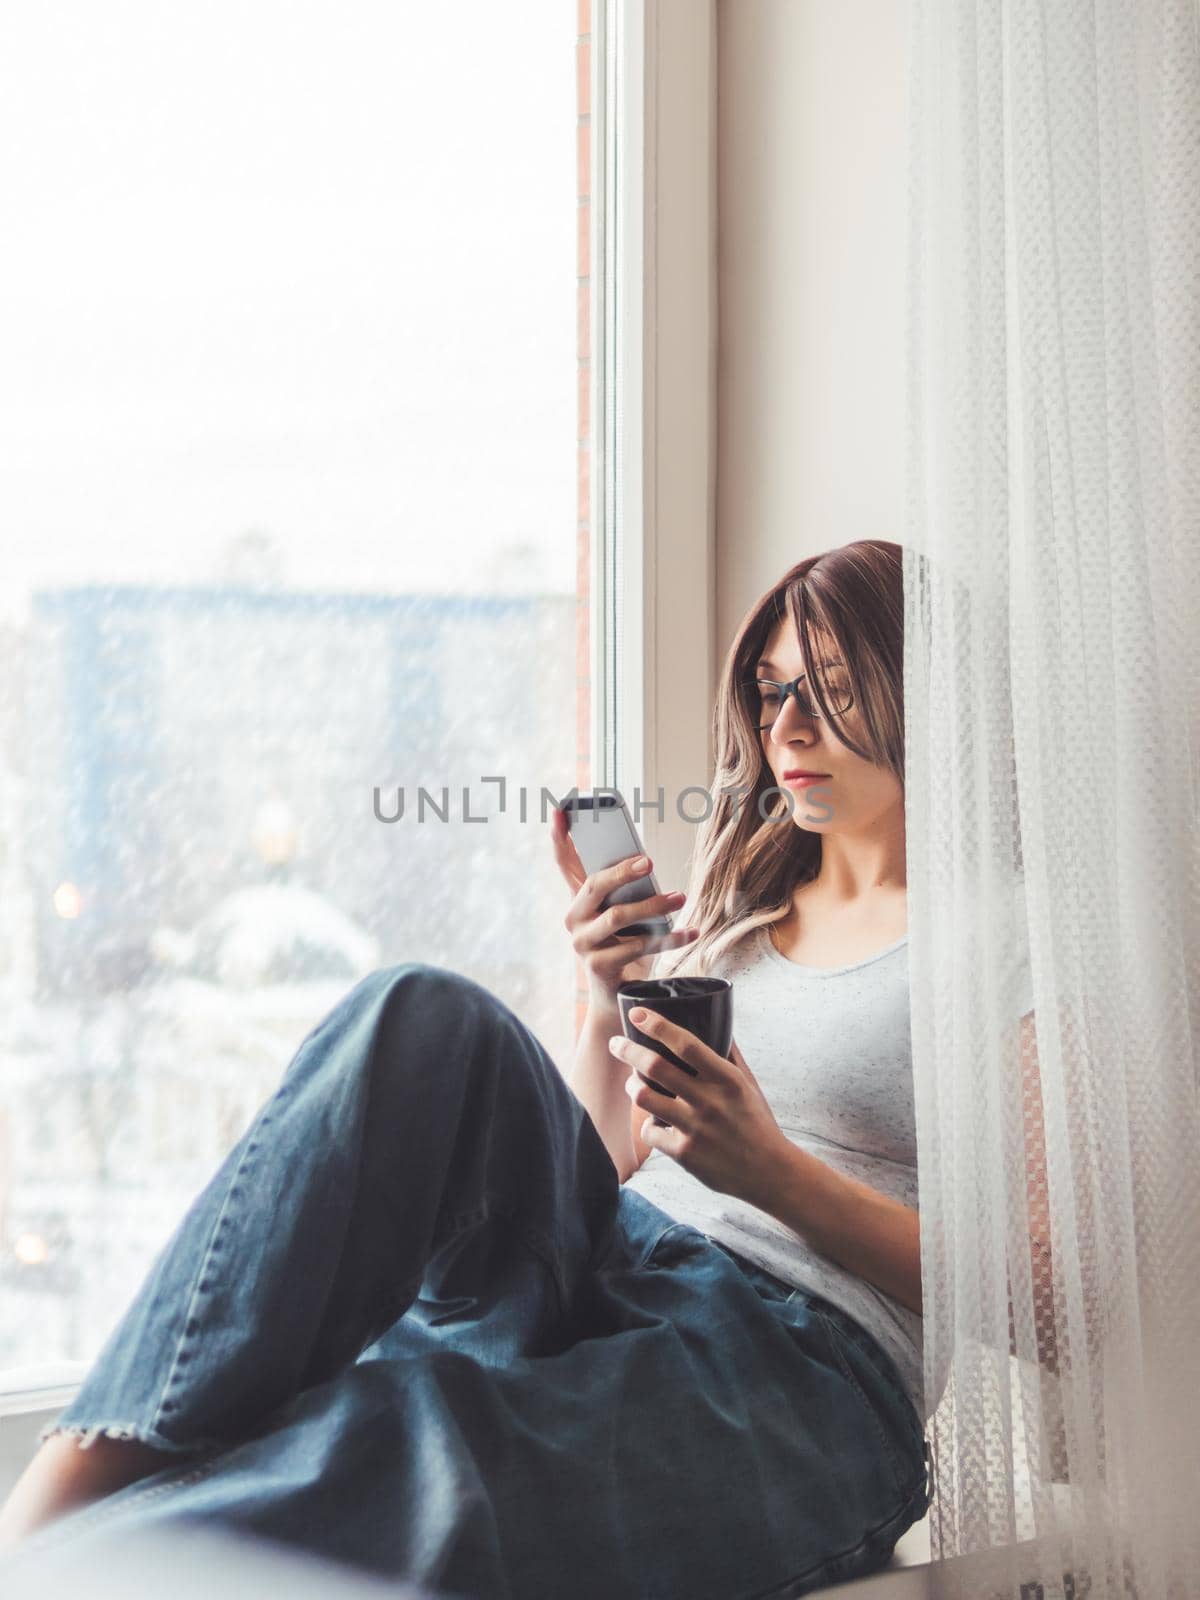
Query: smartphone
[[559, 789, 675, 939]]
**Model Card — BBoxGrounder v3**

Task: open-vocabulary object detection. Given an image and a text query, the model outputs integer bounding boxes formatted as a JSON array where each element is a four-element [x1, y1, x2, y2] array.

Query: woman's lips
[[782, 773, 830, 787]]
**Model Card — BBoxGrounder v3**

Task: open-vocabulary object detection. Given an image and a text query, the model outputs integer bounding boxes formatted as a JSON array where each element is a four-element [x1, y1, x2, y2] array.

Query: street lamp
[[251, 795, 298, 879]]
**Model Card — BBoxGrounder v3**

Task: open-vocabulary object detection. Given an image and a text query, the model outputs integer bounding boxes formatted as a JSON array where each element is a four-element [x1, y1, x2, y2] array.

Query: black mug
[[616, 976, 734, 1128]]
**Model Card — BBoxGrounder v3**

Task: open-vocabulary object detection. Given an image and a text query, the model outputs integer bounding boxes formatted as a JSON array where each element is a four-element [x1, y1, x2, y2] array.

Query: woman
[[0, 539, 934, 1597]]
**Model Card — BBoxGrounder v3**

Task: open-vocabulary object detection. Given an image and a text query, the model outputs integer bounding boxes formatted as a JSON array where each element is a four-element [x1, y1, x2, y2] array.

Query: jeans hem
[[36, 1420, 226, 1458]]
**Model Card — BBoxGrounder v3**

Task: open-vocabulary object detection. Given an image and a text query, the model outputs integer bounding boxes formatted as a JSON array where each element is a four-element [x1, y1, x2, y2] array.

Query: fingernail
[[630, 1007, 647, 1024], [632, 855, 649, 871]]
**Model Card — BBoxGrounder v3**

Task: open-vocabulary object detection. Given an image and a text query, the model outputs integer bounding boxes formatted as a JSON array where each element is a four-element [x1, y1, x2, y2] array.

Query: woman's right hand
[[550, 806, 700, 1008]]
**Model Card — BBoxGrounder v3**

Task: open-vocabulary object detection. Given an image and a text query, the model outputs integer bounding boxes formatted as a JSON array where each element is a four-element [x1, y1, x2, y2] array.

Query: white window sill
[[0, 1365, 90, 1420]]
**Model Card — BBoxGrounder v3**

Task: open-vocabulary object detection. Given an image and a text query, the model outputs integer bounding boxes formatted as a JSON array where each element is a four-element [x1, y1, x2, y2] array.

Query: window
[[0, 1, 585, 1371]]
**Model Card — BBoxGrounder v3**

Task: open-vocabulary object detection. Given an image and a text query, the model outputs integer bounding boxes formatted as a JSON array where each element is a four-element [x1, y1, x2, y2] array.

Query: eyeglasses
[[745, 668, 854, 730]]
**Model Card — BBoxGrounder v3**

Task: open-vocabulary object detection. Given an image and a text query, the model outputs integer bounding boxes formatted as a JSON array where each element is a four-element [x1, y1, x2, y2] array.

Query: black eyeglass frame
[[745, 670, 854, 731]]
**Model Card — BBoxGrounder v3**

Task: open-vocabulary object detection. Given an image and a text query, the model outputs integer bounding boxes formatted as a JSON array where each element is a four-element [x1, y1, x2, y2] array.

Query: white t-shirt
[[624, 893, 1033, 1426]]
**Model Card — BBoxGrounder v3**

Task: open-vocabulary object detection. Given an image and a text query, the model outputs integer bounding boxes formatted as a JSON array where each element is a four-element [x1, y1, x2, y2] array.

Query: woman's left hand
[[609, 1011, 789, 1206]]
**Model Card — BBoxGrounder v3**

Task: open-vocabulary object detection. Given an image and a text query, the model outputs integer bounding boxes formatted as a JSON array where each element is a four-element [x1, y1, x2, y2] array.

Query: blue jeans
[[19, 964, 931, 1599]]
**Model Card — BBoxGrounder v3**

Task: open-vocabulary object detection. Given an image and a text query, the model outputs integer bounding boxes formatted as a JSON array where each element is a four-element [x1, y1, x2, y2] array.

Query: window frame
[[592, 0, 718, 891]]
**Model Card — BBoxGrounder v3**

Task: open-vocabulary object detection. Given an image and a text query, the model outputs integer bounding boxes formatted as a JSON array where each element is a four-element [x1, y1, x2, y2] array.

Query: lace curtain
[[905, 0, 1200, 1596]]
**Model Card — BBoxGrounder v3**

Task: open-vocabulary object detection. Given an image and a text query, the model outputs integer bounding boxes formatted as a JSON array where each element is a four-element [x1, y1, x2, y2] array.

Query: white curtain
[[905, 0, 1200, 1595]]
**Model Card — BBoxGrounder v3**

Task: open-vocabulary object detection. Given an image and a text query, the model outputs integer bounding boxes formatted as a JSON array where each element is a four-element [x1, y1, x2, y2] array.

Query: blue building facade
[[26, 584, 572, 1000]]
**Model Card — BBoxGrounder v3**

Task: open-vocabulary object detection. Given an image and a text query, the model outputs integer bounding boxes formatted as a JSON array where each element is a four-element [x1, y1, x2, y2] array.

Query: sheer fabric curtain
[[905, 1, 1200, 1596]]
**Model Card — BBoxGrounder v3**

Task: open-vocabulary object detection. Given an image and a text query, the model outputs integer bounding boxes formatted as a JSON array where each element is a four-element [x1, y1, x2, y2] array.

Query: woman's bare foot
[[0, 1432, 178, 1551]]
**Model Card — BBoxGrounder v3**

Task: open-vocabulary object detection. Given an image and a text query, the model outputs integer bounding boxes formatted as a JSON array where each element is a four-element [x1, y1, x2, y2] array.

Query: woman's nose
[[769, 694, 817, 746]]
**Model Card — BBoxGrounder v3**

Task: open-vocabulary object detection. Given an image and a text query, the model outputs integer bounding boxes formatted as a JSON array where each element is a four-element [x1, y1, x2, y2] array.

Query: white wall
[[715, 0, 911, 656]]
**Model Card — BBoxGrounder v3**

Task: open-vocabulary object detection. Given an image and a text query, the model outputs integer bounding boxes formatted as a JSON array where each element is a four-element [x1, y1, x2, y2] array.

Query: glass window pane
[[0, 0, 584, 1370]]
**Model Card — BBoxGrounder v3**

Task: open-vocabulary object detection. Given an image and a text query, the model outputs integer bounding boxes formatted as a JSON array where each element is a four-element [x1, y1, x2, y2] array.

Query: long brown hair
[[656, 539, 905, 979]]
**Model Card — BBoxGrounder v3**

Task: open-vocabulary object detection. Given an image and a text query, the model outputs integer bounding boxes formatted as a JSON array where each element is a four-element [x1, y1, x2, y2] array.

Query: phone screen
[[560, 791, 674, 938]]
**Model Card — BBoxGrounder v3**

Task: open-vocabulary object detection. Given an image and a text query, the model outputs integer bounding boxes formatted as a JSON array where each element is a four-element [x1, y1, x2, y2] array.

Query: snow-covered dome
[[152, 884, 379, 989]]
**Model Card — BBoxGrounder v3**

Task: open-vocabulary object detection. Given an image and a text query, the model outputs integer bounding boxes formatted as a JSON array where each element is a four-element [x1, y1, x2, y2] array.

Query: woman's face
[[753, 615, 902, 839]]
